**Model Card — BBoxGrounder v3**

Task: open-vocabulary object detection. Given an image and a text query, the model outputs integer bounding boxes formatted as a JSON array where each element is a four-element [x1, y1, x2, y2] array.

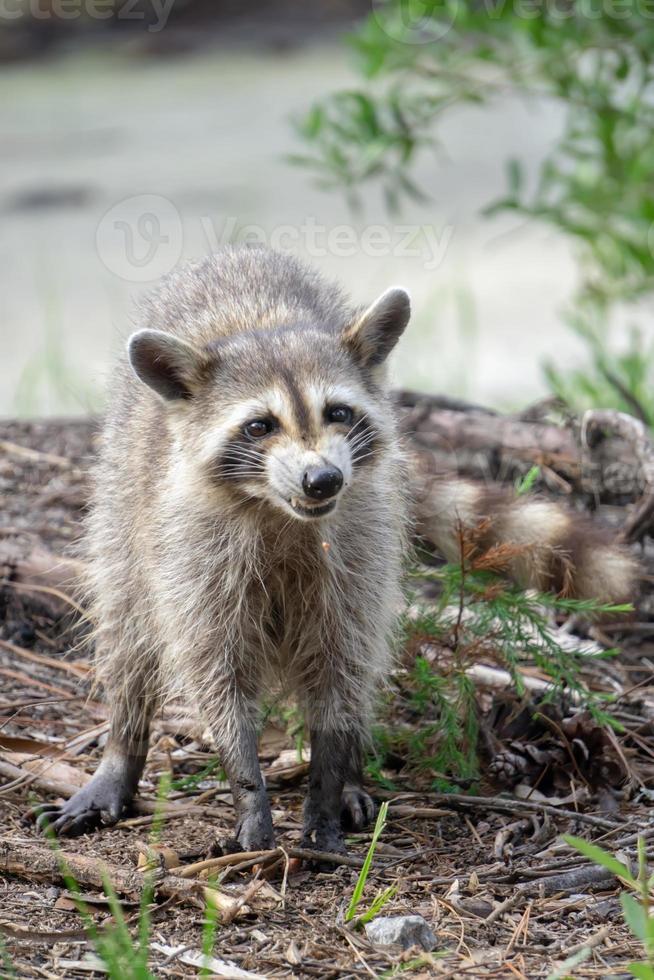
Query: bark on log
[[582, 409, 654, 543], [0, 837, 249, 917], [398, 391, 645, 502]]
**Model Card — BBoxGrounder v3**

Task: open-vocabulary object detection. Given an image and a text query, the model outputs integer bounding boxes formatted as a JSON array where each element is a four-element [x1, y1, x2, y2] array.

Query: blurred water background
[[0, 1, 614, 416]]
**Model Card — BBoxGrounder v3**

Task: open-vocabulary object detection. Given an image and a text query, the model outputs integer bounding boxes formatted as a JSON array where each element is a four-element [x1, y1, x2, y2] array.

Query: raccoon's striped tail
[[415, 478, 638, 604]]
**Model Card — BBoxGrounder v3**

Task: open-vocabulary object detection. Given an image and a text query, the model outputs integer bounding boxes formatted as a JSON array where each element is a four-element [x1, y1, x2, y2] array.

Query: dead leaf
[[137, 844, 180, 872], [0, 735, 62, 757]]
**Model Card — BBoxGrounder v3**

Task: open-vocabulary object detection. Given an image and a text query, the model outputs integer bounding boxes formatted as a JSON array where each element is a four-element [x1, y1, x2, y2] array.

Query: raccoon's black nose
[[302, 465, 343, 500]]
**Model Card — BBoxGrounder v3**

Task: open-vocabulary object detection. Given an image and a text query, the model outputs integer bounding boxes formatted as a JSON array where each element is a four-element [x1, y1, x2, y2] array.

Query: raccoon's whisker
[[220, 457, 265, 467], [218, 459, 265, 470], [224, 446, 265, 456], [348, 427, 375, 448], [347, 413, 370, 439], [220, 450, 298, 482], [347, 418, 373, 441], [220, 453, 264, 463], [221, 471, 266, 479], [348, 429, 376, 454], [220, 451, 266, 465], [349, 430, 376, 447], [219, 454, 264, 465], [219, 459, 266, 471]]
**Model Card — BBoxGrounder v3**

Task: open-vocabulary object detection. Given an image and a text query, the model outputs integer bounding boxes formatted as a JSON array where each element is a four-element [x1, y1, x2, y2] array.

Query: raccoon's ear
[[127, 329, 208, 402], [341, 286, 411, 368]]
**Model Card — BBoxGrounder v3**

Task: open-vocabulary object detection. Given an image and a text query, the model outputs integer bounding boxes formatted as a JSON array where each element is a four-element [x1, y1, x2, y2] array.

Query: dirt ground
[[1, 418, 654, 979]]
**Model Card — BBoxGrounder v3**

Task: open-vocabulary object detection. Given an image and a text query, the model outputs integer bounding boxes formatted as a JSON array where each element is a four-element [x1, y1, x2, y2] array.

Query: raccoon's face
[[127, 284, 410, 522], [202, 366, 386, 521]]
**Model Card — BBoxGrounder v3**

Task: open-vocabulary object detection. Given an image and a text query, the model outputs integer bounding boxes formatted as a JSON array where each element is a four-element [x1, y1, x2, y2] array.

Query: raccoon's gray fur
[[34, 247, 637, 852], [36, 247, 410, 852]]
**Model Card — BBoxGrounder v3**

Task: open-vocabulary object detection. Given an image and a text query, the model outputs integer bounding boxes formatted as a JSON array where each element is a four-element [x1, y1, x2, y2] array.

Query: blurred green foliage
[[296, 0, 654, 422], [14, 281, 104, 417]]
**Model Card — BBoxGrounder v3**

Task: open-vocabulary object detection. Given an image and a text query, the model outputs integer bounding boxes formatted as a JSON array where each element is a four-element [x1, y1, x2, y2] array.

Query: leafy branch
[[371, 519, 631, 788], [295, 1, 654, 420]]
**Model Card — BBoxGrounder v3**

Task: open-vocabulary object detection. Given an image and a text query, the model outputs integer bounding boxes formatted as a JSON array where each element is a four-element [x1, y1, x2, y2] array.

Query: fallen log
[[0, 836, 250, 918], [398, 392, 646, 502]]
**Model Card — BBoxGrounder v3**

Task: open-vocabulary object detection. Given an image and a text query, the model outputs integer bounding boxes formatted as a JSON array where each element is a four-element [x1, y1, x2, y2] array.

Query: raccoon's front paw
[[234, 803, 276, 852], [341, 783, 376, 831], [29, 773, 133, 837]]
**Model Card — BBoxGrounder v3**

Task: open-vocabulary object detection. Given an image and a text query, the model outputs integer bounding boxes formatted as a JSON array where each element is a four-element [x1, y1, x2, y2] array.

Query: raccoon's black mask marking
[[214, 433, 267, 484], [347, 419, 382, 468]]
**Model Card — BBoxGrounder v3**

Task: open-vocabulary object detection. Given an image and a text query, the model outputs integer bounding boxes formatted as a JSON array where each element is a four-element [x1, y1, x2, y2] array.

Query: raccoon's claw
[[33, 802, 109, 837], [36, 808, 105, 838], [29, 774, 132, 837], [341, 783, 376, 831]]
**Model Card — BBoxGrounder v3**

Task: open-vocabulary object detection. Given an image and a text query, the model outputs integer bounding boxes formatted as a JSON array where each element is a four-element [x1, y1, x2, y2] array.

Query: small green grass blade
[[345, 800, 389, 922], [515, 465, 540, 495]]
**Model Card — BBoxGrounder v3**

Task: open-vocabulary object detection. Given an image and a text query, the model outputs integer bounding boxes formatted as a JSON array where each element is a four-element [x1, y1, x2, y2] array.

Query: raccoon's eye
[[244, 418, 275, 439], [326, 405, 354, 425]]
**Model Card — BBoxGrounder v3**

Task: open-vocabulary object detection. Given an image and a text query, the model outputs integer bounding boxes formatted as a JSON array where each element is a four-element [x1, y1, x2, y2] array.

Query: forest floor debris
[[1, 416, 654, 978]]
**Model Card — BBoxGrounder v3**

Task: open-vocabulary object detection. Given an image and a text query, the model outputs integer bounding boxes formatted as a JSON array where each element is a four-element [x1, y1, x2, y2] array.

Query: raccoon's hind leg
[[32, 672, 154, 837], [302, 728, 350, 854], [302, 724, 372, 854]]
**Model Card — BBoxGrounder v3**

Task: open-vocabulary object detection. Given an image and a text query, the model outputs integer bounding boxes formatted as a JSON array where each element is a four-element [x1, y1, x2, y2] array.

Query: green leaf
[[0, 936, 18, 979], [628, 964, 654, 980], [622, 893, 649, 943], [515, 465, 541, 496], [357, 884, 398, 924]]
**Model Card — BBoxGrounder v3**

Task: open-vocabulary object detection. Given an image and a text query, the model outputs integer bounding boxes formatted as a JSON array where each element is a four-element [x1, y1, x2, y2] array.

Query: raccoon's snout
[[302, 465, 343, 501]]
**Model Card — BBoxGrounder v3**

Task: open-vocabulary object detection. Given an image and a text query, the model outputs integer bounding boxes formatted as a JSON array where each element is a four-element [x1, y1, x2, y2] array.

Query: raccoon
[[35, 247, 410, 854], [34, 247, 636, 853]]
